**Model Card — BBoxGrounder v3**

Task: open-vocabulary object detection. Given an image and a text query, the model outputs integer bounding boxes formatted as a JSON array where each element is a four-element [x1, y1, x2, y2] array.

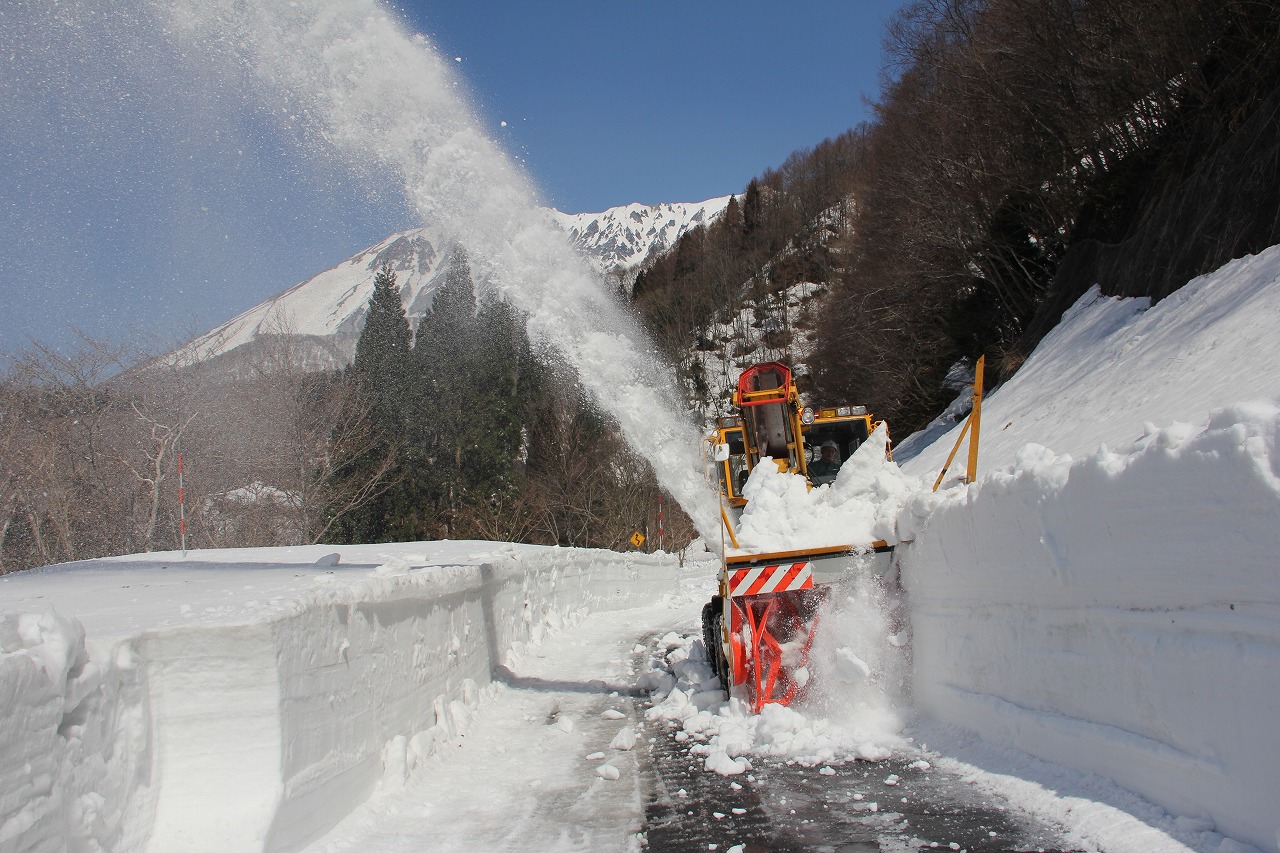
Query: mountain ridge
[[170, 196, 731, 372]]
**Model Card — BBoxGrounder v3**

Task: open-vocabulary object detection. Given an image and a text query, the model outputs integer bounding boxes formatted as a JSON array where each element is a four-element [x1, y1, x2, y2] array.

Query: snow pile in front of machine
[[641, 573, 909, 776], [733, 424, 922, 553]]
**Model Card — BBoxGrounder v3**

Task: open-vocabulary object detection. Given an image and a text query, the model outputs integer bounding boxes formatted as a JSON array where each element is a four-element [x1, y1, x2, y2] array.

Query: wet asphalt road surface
[[638, 730, 1084, 852], [633, 644, 1083, 852]]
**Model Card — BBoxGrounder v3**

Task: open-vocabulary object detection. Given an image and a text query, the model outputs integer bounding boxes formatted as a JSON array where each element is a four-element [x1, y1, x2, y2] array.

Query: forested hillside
[[0, 256, 693, 572], [331, 253, 681, 550], [638, 0, 1280, 432]]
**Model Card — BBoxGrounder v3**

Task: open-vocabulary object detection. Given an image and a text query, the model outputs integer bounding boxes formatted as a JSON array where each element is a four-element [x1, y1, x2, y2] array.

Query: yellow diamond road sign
[[630, 531, 645, 548]]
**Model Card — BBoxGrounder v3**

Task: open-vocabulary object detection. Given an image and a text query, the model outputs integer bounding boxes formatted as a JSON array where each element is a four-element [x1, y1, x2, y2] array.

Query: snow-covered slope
[[900, 247, 1280, 479], [170, 197, 729, 371], [171, 229, 447, 370], [547, 197, 731, 278]]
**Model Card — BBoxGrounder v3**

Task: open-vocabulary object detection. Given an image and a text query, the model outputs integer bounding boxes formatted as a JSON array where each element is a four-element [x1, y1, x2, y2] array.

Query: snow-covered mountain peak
[[169, 196, 730, 372], [547, 196, 731, 276]]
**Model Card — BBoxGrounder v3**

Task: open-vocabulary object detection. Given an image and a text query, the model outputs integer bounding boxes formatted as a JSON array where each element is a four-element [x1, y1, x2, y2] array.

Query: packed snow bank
[[904, 406, 1280, 851], [898, 247, 1280, 853], [0, 542, 684, 853], [0, 608, 154, 852]]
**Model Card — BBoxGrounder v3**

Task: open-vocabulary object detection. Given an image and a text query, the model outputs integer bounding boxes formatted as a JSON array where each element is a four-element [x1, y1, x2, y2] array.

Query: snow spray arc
[[158, 0, 721, 539]]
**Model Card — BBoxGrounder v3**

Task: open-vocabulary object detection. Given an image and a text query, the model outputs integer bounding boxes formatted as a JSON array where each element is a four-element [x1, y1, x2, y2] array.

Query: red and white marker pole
[[657, 493, 664, 553], [178, 451, 187, 557]]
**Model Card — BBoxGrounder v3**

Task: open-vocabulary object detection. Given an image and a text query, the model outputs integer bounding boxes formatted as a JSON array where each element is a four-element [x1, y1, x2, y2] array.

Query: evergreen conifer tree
[[407, 246, 541, 536], [352, 263, 413, 425], [334, 248, 545, 543], [468, 296, 530, 496], [330, 263, 414, 543], [412, 246, 477, 463], [742, 179, 764, 237], [408, 247, 481, 534]]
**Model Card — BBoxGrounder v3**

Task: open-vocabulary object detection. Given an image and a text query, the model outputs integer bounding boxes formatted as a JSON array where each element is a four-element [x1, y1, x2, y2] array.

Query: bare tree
[[193, 318, 401, 546], [115, 401, 196, 550]]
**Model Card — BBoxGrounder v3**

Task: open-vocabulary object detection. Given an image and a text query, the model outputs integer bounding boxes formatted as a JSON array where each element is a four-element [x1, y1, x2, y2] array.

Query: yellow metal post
[[720, 505, 741, 550], [932, 354, 986, 492], [932, 417, 972, 492], [965, 355, 985, 485]]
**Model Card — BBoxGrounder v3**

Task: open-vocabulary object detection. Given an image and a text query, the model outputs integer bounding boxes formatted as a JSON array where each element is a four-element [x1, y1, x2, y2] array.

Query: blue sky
[[403, 1, 905, 213], [0, 1, 904, 355]]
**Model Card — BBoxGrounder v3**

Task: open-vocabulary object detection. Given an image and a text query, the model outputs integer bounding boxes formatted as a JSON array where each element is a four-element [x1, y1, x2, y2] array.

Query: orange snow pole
[[178, 450, 187, 556], [932, 354, 986, 491], [965, 355, 985, 485], [932, 418, 972, 492]]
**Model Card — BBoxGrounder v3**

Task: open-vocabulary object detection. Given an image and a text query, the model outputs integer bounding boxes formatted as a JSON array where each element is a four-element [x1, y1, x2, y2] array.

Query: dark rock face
[[1024, 79, 1280, 349]]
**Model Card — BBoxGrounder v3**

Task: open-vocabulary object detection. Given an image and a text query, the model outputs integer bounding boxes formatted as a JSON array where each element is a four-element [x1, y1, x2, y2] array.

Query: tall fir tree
[[330, 263, 414, 543], [408, 246, 480, 534], [468, 296, 531, 498], [407, 246, 539, 536], [352, 263, 413, 426], [412, 246, 478, 465], [334, 248, 546, 543]]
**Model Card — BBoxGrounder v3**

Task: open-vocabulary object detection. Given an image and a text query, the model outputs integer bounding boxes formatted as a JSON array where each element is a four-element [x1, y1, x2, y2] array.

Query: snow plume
[[803, 572, 910, 747], [157, 0, 721, 539], [643, 424, 917, 774]]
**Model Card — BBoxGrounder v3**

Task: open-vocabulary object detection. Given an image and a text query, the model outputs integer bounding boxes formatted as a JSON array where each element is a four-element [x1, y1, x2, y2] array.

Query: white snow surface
[[547, 197, 732, 279], [0, 542, 693, 852], [644, 572, 912, 776], [902, 246, 1280, 481], [894, 246, 1280, 853], [732, 424, 922, 553]]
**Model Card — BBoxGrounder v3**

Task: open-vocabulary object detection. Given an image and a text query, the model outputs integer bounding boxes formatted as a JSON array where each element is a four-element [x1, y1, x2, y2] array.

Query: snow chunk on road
[[609, 726, 637, 750]]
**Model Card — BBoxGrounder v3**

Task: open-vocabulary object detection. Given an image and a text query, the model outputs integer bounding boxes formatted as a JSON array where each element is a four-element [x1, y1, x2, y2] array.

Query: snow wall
[[900, 406, 1280, 853], [0, 546, 678, 853]]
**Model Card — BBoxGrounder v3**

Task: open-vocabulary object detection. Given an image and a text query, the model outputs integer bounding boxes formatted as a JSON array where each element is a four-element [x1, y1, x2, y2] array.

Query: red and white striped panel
[[728, 562, 813, 597]]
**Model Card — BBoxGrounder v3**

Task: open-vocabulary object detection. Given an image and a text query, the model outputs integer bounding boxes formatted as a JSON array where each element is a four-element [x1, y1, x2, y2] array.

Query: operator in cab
[[807, 440, 842, 485]]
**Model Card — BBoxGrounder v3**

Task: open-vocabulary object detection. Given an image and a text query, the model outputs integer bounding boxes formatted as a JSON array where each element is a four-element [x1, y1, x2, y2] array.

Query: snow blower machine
[[702, 362, 893, 713]]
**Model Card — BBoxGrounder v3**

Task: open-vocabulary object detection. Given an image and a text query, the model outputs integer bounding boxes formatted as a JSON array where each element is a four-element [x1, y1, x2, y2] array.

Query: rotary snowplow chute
[[703, 362, 893, 713]]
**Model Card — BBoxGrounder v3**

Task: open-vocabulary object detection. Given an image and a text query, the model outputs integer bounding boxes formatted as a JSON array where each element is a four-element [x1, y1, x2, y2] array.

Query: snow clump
[[733, 425, 923, 553], [642, 611, 908, 777]]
